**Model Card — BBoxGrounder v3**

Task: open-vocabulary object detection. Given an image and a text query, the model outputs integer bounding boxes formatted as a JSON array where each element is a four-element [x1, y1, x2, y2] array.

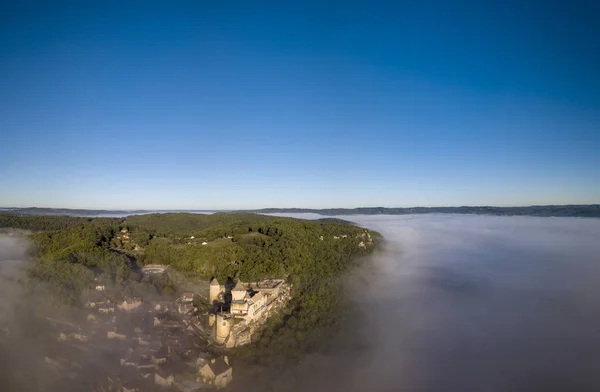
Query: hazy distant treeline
[[3, 204, 599, 218], [253, 204, 600, 217]]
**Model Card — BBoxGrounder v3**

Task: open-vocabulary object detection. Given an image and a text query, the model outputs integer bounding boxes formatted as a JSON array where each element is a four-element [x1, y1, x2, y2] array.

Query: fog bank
[[0, 234, 48, 391], [275, 214, 600, 391], [3, 215, 600, 391]]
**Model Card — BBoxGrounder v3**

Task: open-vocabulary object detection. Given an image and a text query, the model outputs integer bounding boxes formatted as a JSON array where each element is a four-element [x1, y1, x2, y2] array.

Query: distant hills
[[0, 207, 221, 217], [1, 205, 599, 218], [0, 207, 146, 216], [250, 205, 600, 218]]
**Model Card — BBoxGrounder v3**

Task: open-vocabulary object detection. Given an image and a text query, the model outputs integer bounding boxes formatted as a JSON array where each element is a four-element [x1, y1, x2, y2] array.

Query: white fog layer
[[271, 214, 600, 391], [2, 216, 600, 391]]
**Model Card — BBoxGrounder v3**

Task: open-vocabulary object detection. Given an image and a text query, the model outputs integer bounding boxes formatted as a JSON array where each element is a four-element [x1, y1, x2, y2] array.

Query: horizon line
[[1, 204, 599, 212]]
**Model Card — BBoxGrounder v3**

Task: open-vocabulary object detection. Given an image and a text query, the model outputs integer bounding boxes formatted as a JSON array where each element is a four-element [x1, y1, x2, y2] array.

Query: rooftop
[[232, 281, 246, 292], [250, 279, 284, 289], [206, 357, 231, 376]]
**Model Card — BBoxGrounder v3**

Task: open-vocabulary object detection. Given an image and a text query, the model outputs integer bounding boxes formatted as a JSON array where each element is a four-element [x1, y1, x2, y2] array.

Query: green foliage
[[28, 261, 96, 305], [0, 214, 122, 232], [1, 212, 380, 360], [124, 212, 267, 236]]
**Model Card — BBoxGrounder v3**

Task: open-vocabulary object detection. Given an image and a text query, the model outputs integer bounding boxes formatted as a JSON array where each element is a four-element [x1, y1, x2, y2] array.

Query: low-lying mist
[[0, 234, 115, 392], [268, 214, 600, 392], [3, 214, 600, 391], [0, 234, 49, 391]]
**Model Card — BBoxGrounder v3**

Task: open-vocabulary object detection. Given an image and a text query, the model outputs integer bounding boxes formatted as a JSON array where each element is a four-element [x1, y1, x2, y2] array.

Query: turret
[[209, 278, 220, 303], [215, 313, 231, 345], [231, 281, 247, 301]]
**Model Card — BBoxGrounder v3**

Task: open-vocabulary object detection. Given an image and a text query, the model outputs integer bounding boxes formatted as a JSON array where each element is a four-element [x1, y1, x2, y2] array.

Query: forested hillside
[[0, 212, 380, 360]]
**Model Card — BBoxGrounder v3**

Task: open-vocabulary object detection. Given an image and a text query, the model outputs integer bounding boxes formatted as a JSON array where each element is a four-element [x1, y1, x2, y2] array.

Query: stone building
[[118, 297, 142, 312], [230, 281, 269, 321], [198, 356, 232, 390], [155, 368, 174, 387], [181, 292, 194, 303], [209, 278, 289, 347], [214, 313, 231, 345]]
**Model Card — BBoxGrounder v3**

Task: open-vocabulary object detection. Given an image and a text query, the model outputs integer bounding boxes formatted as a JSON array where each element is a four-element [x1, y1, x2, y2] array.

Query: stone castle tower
[[209, 277, 221, 303], [215, 313, 231, 345], [231, 280, 247, 301]]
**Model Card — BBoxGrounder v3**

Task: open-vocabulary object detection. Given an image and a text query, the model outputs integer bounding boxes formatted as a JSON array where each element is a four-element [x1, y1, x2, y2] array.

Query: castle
[[208, 278, 287, 347]]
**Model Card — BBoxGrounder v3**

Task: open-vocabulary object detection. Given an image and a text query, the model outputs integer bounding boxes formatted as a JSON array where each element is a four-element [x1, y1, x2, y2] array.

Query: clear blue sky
[[1, 1, 599, 209]]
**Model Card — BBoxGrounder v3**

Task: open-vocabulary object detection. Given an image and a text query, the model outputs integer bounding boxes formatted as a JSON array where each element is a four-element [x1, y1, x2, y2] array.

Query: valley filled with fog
[[3, 214, 600, 391], [268, 214, 600, 391]]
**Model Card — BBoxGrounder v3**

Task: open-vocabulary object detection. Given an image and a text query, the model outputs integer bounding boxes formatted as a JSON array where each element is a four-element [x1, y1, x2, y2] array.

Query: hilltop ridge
[[251, 205, 600, 217]]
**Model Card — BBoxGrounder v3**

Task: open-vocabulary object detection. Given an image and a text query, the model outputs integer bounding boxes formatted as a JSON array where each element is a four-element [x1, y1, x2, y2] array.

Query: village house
[[198, 356, 232, 390], [152, 350, 168, 365], [152, 300, 173, 313], [71, 332, 88, 342], [137, 357, 155, 371], [139, 371, 153, 380], [58, 331, 88, 342], [178, 302, 194, 314], [156, 319, 182, 331], [107, 330, 127, 340], [120, 347, 153, 368], [99, 306, 115, 314], [166, 338, 182, 354], [155, 368, 174, 387], [181, 292, 194, 303], [118, 297, 142, 312]]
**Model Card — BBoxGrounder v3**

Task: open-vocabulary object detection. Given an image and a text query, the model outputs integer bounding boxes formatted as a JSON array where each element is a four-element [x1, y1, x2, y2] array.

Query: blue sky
[[1, 1, 599, 209]]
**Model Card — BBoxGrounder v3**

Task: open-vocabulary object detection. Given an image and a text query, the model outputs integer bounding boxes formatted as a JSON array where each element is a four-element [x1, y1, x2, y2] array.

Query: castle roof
[[210, 278, 220, 286], [250, 292, 264, 302], [232, 281, 246, 292]]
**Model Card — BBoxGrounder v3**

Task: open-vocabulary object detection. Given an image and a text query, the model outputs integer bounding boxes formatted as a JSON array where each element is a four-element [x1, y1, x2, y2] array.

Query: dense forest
[[0, 212, 380, 361]]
